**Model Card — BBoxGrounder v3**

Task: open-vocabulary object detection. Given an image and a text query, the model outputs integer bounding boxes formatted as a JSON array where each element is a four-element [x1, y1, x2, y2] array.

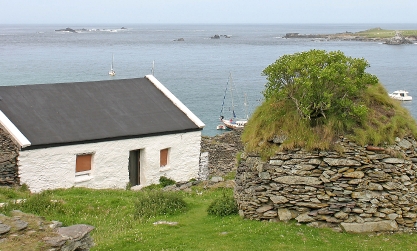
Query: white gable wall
[[18, 131, 201, 193]]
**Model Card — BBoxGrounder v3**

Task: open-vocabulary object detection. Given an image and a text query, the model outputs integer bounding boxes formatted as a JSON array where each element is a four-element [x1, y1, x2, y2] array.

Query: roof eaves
[[0, 110, 31, 148], [20, 127, 202, 151]]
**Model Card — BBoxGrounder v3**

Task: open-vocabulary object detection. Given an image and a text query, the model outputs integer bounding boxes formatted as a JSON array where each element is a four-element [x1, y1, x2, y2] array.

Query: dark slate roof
[[0, 77, 202, 148]]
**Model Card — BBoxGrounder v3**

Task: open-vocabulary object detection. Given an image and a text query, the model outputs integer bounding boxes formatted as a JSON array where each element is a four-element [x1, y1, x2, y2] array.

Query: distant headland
[[284, 27, 417, 45]]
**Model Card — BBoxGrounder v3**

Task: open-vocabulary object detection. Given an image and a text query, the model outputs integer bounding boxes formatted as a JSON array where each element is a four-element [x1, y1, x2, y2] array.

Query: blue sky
[[1, 0, 416, 24]]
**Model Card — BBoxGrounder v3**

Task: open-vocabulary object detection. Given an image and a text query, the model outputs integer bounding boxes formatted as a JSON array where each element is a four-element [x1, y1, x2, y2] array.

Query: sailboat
[[108, 54, 116, 76], [218, 73, 249, 130]]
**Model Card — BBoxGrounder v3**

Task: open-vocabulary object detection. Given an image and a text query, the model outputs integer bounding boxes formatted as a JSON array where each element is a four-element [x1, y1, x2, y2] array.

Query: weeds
[[159, 176, 176, 187], [207, 189, 238, 216], [134, 190, 187, 221], [1, 191, 64, 216], [125, 182, 132, 190]]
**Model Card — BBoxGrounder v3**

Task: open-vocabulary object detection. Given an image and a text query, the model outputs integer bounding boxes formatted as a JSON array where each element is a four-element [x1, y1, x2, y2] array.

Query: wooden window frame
[[76, 154, 93, 173], [160, 148, 169, 167]]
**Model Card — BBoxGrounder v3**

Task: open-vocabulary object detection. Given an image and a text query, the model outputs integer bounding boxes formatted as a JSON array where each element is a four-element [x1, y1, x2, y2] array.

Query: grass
[[0, 186, 417, 250], [242, 82, 417, 159], [353, 27, 417, 38]]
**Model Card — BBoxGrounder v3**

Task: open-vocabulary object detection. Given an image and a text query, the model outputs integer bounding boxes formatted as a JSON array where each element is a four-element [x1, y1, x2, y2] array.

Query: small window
[[76, 154, 92, 173], [160, 148, 169, 167]]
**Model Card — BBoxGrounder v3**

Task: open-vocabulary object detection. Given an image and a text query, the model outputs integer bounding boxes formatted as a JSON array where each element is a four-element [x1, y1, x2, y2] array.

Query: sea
[[1, 23, 416, 136]]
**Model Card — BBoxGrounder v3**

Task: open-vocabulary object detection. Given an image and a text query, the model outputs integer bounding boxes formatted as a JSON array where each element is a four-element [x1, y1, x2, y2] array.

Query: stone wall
[[235, 136, 417, 233], [0, 128, 19, 186], [200, 130, 243, 177]]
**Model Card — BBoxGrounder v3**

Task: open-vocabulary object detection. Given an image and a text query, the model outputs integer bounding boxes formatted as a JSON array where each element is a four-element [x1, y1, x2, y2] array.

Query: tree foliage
[[262, 50, 378, 124], [243, 50, 417, 157]]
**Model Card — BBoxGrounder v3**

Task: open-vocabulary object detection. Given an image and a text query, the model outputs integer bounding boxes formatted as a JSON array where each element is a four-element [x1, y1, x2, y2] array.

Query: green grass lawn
[[1, 186, 416, 251]]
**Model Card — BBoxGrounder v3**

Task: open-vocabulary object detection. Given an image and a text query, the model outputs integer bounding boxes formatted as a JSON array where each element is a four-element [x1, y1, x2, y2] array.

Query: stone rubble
[[0, 210, 94, 250], [235, 135, 417, 233]]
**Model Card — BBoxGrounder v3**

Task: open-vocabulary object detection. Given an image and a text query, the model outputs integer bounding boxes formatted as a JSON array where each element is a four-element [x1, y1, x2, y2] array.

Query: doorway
[[128, 150, 141, 186]]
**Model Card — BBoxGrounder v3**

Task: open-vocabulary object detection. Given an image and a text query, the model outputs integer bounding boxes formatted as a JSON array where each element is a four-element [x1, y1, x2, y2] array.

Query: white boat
[[389, 90, 412, 101], [216, 124, 226, 130], [219, 73, 248, 130], [109, 54, 116, 76]]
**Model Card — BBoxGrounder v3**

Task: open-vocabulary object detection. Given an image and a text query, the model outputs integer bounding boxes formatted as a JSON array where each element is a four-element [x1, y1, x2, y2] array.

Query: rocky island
[[54, 27, 77, 33], [285, 27, 417, 44]]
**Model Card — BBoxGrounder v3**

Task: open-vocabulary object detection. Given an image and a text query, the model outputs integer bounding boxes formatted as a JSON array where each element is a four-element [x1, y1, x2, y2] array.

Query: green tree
[[243, 50, 417, 157], [262, 50, 378, 124]]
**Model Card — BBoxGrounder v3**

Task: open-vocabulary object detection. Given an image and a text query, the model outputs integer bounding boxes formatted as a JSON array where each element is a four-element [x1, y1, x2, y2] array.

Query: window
[[160, 148, 169, 167], [76, 154, 92, 173], [75, 153, 94, 183]]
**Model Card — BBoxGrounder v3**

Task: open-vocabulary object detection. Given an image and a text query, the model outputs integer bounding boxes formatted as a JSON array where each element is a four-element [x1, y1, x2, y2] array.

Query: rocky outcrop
[[384, 31, 413, 45], [285, 33, 328, 39], [0, 128, 19, 186], [54, 27, 77, 33], [0, 210, 94, 250], [235, 136, 417, 233], [285, 30, 416, 44]]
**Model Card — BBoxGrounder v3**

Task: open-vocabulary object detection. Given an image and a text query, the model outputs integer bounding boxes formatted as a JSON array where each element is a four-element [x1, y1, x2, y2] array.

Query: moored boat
[[389, 90, 412, 101], [218, 73, 248, 130], [220, 116, 247, 130], [216, 124, 226, 130]]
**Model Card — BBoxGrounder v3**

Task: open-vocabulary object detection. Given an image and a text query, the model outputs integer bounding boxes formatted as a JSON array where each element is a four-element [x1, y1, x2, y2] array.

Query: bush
[[159, 176, 176, 187], [19, 183, 29, 192], [262, 49, 378, 123], [134, 190, 187, 221], [244, 50, 417, 158], [207, 191, 238, 216]]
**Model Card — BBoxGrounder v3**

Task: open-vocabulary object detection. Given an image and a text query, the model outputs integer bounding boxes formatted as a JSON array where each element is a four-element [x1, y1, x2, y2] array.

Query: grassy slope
[[1, 186, 416, 251], [353, 27, 417, 38]]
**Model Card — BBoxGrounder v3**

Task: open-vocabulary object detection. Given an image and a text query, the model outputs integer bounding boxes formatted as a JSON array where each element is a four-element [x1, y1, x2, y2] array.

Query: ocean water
[[1, 23, 416, 136]]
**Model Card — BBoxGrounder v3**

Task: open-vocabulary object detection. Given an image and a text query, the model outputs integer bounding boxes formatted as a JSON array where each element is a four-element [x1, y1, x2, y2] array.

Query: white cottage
[[0, 75, 205, 192]]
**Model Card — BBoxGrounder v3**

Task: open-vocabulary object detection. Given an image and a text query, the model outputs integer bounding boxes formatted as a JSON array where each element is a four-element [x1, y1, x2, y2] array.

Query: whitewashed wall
[[18, 131, 201, 193]]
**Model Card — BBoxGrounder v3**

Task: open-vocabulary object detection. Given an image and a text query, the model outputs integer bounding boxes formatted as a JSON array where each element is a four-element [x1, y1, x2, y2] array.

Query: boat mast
[[220, 77, 229, 118], [229, 72, 236, 119], [109, 54, 116, 76], [111, 54, 114, 70], [244, 93, 249, 119]]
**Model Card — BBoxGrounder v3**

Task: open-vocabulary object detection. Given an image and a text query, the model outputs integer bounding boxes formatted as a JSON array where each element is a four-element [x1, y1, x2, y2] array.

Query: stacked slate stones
[[235, 136, 417, 233], [0, 128, 19, 186]]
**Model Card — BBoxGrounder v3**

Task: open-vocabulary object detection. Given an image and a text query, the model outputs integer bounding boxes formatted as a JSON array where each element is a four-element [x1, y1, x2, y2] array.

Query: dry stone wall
[[0, 128, 19, 186], [200, 130, 243, 177], [235, 136, 417, 233]]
